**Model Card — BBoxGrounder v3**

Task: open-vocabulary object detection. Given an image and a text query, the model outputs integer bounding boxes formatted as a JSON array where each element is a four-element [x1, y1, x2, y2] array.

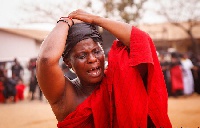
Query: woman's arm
[[69, 9, 132, 47], [36, 19, 73, 105]]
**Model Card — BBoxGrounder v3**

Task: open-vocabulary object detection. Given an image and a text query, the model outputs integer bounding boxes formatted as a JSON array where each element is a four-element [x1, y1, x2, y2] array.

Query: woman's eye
[[79, 55, 86, 59], [94, 50, 101, 54], [77, 53, 86, 59]]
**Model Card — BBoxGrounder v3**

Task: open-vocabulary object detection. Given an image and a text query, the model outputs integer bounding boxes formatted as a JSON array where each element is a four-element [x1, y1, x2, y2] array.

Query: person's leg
[[39, 86, 43, 101]]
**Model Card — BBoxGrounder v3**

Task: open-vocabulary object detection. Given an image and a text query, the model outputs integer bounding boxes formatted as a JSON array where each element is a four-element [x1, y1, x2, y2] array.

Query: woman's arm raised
[[69, 9, 132, 47], [36, 20, 72, 105]]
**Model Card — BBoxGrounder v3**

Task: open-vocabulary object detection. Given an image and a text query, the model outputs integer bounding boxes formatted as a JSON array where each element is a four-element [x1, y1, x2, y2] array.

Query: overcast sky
[[0, 0, 21, 27], [0, 0, 165, 30]]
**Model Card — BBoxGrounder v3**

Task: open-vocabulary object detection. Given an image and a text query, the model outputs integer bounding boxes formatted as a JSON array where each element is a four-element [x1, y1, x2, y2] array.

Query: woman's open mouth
[[87, 66, 101, 77]]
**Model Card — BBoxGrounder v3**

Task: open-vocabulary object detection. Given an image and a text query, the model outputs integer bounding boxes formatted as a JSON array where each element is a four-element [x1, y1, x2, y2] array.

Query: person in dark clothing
[[3, 74, 18, 102], [11, 58, 23, 80], [29, 71, 38, 100], [159, 53, 171, 96], [191, 54, 200, 94], [28, 58, 42, 100]]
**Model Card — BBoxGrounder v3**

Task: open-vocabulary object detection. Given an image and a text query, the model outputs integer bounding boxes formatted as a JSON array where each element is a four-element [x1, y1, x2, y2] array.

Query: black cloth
[[11, 64, 23, 79], [3, 78, 17, 98], [160, 61, 171, 96], [29, 76, 38, 93], [62, 23, 103, 58]]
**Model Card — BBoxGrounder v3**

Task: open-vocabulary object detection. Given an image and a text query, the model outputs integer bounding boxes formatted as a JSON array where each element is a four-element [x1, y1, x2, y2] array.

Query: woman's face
[[66, 38, 105, 85]]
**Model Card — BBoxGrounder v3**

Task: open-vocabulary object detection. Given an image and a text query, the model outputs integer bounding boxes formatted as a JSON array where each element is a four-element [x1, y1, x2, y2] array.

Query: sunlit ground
[[168, 93, 200, 128], [0, 92, 200, 128]]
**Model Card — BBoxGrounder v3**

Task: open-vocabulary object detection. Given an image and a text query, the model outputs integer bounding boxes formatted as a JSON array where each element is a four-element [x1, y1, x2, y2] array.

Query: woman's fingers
[[72, 19, 83, 24], [69, 9, 84, 17], [68, 9, 95, 24], [68, 10, 81, 19]]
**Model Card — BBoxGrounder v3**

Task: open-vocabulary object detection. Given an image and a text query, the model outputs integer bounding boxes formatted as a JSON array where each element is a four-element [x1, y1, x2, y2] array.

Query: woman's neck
[[73, 78, 100, 97]]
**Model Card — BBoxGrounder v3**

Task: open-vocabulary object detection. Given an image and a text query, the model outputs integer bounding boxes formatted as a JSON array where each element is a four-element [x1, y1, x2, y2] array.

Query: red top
[[170, 65, 184, 93], [57, 26, 172, 128]]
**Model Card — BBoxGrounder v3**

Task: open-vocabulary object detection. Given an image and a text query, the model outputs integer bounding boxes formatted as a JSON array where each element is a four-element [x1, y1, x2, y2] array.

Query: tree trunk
[[187, 30, 199, 54]]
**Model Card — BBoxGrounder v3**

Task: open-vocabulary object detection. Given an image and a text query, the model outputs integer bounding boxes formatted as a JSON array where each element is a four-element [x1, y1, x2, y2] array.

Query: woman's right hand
[[68, 9, 99, 24], [72, 19, 83, 24]]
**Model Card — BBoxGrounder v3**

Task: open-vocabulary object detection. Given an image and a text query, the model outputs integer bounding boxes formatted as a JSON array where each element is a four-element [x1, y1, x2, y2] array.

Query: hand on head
[[71, 19, 83, 24], [68, 9, 98, 24]]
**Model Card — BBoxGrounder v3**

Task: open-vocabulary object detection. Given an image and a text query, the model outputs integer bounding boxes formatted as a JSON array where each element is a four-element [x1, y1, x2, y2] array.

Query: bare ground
[[0, 93, 200, 128]]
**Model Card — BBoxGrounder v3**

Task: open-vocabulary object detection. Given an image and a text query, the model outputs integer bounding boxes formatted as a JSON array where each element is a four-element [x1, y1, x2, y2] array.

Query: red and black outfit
[[57, 26, 172, 128]]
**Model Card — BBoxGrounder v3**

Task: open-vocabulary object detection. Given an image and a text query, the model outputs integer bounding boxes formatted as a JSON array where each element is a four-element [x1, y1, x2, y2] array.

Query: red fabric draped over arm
[[107, 26, 171, 127]]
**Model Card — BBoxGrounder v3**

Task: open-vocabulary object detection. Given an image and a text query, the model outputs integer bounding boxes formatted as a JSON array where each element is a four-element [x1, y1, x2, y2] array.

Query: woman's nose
[[87, 53, 97, 63]]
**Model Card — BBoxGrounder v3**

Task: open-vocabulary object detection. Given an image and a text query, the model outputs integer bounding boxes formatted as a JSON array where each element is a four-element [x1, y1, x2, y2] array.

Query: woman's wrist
[[57, 17, 74, 28], [92, 15, 104, 26]]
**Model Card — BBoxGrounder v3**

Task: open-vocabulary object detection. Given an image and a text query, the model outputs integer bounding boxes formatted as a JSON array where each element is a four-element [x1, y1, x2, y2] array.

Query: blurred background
[[0, 0, 200, 128]]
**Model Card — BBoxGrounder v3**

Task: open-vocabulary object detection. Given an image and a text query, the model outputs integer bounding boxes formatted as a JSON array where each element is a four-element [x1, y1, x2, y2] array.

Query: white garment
[[181, 59, 194, 95]]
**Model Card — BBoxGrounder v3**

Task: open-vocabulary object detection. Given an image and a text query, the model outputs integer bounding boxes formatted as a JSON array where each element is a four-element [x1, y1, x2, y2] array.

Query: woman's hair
[[62, 23, 103, 59]]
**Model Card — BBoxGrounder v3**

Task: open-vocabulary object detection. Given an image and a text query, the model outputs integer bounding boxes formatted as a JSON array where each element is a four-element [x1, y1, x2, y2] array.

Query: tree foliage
[[154, 0, 200, 53], [19, 1, 90, 24], [19, 0, 148, 26], [101, 0, 148, 24]]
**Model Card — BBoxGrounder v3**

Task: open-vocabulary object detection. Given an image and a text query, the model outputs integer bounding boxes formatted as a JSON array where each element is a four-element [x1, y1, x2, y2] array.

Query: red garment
[[15, 84, 26, 101], [170, 65, 184, 93], [57, 26, 172, 128], [0, 81, 5, 103]]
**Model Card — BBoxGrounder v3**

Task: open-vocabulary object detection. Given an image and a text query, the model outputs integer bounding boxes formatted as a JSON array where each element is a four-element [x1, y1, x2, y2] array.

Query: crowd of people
[[159, 52, 200, 97], [0, 58, 43, 103], [0, 52, 199, 104], [0, 51, 200, 103]]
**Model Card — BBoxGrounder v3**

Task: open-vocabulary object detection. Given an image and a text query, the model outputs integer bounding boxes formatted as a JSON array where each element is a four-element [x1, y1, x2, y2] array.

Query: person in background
[[36, 9, 171, 127], [28, 58, 43, 100], [169, 52, 184, 97], [181, 53, 194, 96], [0, 62, 6, 103], [11, 58, 23, 81], [3, 73, 18, 103], [190, 54, 200, 94], [15, 79, 26, 101], [159, 52, 171, 96]]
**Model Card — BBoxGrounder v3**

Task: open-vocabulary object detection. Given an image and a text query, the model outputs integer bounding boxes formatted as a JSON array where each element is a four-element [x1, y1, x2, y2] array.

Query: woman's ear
[[63, 58, 72, 69]]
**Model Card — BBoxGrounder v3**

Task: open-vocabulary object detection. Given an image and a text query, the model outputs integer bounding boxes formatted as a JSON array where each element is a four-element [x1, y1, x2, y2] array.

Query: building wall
[[0, 31, 39, 62], [0, 31, 40, 85]]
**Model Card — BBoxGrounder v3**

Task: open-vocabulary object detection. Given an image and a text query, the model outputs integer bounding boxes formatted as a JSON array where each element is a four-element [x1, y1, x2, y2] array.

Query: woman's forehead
[[73, 38, 102, 52]]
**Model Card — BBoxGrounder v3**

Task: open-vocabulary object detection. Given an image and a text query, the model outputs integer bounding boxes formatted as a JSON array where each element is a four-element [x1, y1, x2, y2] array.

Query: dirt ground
[[168, 93, 200, 128], [0, 93, 200, 128]]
